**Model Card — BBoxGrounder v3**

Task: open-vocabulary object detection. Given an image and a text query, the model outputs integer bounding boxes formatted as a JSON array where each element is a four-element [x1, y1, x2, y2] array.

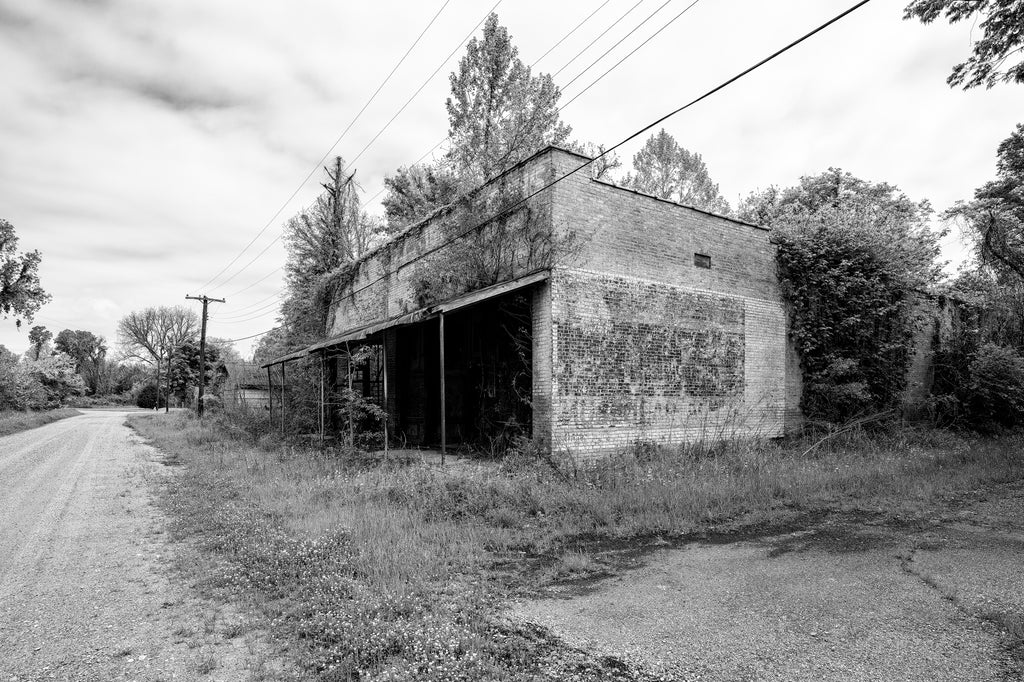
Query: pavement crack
[[899, 543, 1024, 681]]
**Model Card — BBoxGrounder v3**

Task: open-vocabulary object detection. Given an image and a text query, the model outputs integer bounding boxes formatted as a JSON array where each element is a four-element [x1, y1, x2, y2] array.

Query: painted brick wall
[[543, 148, 801, 459]]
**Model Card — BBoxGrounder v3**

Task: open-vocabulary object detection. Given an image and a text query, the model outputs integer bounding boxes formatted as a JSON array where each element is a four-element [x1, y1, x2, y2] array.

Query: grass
[[0, 407, 80, 437], [131, 410, 1024, 681]]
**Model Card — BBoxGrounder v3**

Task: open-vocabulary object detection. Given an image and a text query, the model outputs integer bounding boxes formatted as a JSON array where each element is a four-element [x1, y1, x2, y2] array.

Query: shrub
[[136, 383, 165, 409], [965, 343, 1024, 431]]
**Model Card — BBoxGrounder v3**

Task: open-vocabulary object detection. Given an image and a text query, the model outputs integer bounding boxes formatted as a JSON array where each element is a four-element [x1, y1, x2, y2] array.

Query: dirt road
[[515, 486, 1024, 681], [0, 410, 273, 681]]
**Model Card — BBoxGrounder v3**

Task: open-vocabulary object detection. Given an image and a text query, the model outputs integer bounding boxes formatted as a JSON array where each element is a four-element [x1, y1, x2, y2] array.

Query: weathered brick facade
[[321, 146, 802, 459]]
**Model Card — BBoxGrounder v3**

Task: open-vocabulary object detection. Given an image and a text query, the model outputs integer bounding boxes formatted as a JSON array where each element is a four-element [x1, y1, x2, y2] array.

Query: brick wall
[[326, 154, 556, 337], [542, 148, 800, 459], [323, 147, 802, 458]]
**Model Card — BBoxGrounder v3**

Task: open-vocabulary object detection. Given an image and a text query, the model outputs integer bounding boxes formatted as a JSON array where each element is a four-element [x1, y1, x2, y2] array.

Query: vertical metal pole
[[319, 353, 325, 448], [346, 341, 354, 450], [280, 362, 286, 433], [382, 337, 389, 459], [267, 366, 273, 427], [439, 313, 446, 465]]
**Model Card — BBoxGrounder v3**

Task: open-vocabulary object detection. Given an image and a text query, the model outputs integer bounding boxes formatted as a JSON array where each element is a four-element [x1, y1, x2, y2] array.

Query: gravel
[[0, 410, 287, 681]]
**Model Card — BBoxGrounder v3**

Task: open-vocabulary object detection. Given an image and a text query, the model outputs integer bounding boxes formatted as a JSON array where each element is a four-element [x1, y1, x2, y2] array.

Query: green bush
[[136, 383, 165, 409], [965, 343, 1024, 431]]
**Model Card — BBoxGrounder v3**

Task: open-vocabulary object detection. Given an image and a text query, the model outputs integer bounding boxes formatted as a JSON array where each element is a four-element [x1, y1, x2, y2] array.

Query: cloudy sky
[[1, 0, 1020, 358]]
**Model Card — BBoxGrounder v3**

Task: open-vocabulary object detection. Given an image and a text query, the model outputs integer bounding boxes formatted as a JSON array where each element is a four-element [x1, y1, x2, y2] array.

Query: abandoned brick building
[[265, 146, 803, 459]]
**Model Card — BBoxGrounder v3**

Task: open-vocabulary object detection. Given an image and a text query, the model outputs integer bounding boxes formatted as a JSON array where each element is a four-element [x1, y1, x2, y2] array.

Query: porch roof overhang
[[306, 269, 549, 355], [260, 349, 308, 369]]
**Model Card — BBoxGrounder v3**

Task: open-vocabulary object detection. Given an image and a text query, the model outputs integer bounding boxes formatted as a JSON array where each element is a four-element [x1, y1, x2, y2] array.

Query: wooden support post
[[185, 294, 226, 417], [439, 313, 446, 465], [267, 366, 273, 427], [382, 338, 389, 460], [280, 362, 286, 433]]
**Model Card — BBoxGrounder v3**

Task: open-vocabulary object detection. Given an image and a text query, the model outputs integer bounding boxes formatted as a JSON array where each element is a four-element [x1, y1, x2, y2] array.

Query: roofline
[[331, 146, 590, 280], [589, 177, 768, 232]]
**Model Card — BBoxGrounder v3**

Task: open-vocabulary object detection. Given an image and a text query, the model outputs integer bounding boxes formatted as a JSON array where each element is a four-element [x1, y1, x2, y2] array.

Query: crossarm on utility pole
[[185, 294, 226, 417]]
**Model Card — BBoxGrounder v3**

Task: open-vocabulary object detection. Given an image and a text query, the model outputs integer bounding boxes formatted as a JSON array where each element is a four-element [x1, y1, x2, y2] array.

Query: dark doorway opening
[[394, 290, 533, 452]]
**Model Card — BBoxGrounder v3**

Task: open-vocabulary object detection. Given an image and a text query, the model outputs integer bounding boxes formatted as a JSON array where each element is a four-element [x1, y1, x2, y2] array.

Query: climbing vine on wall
[[410, 173, 573, 308], [742, 170, 942, 423]]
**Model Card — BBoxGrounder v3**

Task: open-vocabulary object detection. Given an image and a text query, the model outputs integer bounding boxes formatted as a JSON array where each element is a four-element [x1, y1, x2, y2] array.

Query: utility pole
[[185, 294, 225, 417]]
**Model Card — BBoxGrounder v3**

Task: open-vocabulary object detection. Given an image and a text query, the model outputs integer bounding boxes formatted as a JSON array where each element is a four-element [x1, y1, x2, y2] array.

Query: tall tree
[[622, 129, 730, 214], [117, 306, 198, 409], [28, 325, 52, 360], [281, 158, 384, 346], [445, 12, 571, 183], [0, 219, 50, 329], [56, 329, 108, 394], [947, 124, 1024, 279], [904, 0, 1024, 88]]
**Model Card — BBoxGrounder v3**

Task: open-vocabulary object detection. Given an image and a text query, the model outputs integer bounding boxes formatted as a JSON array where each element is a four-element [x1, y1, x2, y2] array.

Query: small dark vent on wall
[[694, 253, 712, 269]]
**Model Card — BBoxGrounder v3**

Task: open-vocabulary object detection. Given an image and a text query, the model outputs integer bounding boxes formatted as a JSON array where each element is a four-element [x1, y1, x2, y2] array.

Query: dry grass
[[131, 410, 1024, 680], [0, 408, 79, 437]]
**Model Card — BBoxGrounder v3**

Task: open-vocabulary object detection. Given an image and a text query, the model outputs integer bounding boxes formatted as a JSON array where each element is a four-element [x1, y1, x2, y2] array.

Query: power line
[[226, 267, 283, 298], [342, 0, 503, 172], [552, 0, 646, 79], [356, 0, 679, 213], [207, 0, 874, 349], [561, 0, 702, 109], [530, 0, 617, 69], [560, 0, 678, 92], [217, 1, 639, 300], [197, 0, 454, 293], [207, 0, 502, 294], [333, 0, 875, 309], [221, 326, 283, 344]]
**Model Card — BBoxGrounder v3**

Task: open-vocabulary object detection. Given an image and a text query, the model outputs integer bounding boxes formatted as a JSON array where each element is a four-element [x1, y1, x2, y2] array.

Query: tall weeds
[[133, 411, 1023, 680]]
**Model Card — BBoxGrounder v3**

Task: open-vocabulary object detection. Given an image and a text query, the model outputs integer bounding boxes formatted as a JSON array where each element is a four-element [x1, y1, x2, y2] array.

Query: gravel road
[[514, 486, 1024, 681], [0, 410, 280, 682]]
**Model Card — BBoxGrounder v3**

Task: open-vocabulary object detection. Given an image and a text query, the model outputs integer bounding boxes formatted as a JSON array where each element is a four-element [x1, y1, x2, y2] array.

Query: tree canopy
[[381, 163, 461, 232], [621, 129, 730, 214], [445, 12, 571, 183], [28, 325, 52, 360], [904, 0, 1024, 88], [741, 169, 942, 420], [280, 157, 384, 347], [948, 124, 1024, 279], [0, 219, 50, 329]]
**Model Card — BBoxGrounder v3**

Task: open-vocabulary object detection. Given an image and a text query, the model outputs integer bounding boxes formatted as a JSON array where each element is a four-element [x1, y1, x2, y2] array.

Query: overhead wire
[[561, 0, 702, 108], [327, 0, 876, 310], [198, 0, 454, 293], [217, 0, 873, 344], [224, 0, 705, 321], [356, 0, 682, 212], [205, 0, 503, 295], [212, 0, 617, 304]]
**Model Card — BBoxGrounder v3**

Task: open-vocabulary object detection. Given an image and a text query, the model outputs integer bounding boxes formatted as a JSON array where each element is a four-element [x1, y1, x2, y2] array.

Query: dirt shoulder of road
[[0, 410, 299, 681]]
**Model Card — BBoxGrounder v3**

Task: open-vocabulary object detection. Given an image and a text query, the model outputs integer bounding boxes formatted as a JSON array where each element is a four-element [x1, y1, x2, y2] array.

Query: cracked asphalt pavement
[[514, 483, 1024, 681]]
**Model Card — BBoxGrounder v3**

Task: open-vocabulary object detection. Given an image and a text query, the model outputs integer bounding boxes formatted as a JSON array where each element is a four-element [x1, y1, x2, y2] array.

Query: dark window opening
[[694, 253, 712, 269]]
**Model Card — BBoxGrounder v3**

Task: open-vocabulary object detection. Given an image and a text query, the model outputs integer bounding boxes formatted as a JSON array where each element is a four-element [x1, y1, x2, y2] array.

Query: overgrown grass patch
[[132, 411, 1024, 680], [0, 407, 80, 437]]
